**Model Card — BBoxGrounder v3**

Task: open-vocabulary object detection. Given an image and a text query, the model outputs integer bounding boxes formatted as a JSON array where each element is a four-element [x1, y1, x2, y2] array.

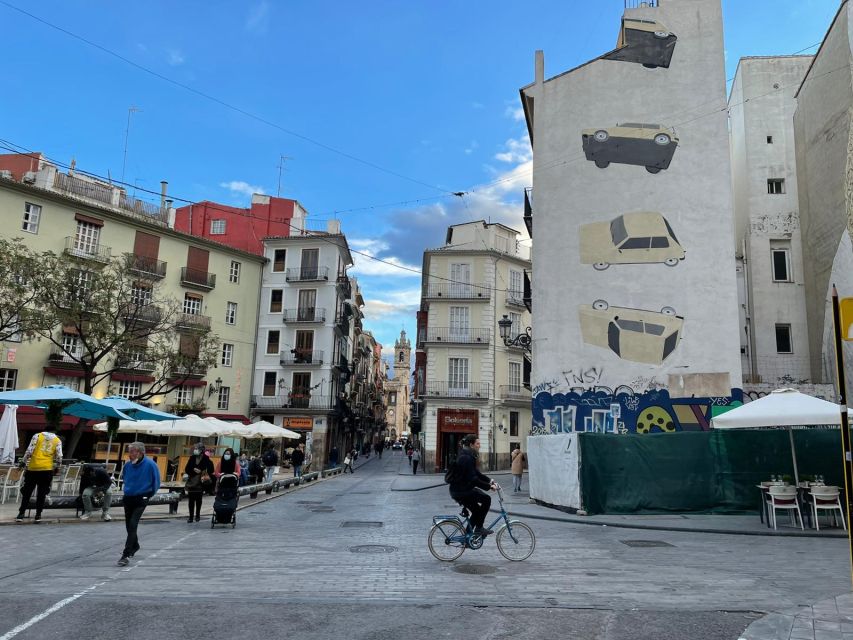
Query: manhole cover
[[309, 506, 335, 512], [349, 544, 398, 554], [452, 564, 497, 575], [620, 540, 674, 548], [297, 500, 323, 505], [341, 521, 383, 528]]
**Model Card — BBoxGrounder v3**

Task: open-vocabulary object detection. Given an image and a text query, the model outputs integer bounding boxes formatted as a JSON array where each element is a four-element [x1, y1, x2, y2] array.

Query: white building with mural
[[520, 0, 742, 434]]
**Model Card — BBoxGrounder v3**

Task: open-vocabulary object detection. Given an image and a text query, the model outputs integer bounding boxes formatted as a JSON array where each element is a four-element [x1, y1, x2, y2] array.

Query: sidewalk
[[739, 592, 853, 640]]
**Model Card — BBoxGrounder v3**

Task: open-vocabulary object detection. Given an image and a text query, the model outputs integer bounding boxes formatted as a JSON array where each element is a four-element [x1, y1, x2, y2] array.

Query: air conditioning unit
[[0, 170, 12, 180], [22, 171, 36, 184]]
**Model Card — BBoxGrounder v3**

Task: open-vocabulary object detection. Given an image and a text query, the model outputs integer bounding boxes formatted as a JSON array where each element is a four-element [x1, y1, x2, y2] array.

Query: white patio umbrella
[[95, 414, 217, 439], [0, 405, 19, 464], [711, 388, 843, 485], [250, 420, 302, 439], [203, 416, 255, 438]]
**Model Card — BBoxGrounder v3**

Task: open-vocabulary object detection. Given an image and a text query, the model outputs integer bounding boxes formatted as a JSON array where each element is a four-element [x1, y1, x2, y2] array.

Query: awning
[[110, 373, 155, 383], [43, 367, 86, 378], [168, 379, 207, 388]]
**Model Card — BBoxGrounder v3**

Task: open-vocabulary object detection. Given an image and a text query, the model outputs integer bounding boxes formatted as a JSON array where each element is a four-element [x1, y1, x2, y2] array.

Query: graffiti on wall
[[532, 388, 744, 435]]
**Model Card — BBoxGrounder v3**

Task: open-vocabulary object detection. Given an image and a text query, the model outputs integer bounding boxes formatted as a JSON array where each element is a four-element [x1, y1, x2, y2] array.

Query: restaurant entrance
[[436, 408, 478, 472]]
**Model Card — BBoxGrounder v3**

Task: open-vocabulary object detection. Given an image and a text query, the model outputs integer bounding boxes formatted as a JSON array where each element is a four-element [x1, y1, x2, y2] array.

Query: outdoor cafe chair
[[810, 485, 846, 531], [767, 485, 804, 531], [59, 464, 81, 495], [0, 466, 24, 504]]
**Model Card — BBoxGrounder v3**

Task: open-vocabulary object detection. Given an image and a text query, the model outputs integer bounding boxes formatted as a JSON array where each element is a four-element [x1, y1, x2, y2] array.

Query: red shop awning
[[110, 373, 155, 383], [168, 378, 207, 388], [43, 367, 87, 378]]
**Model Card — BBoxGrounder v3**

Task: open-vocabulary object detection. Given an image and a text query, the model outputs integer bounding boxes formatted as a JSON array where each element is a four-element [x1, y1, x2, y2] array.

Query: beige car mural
[[580, 211, 685, 270], [604, 18, 678, 68], [582, 123, 679, 173], [579, 300, 683, 365]]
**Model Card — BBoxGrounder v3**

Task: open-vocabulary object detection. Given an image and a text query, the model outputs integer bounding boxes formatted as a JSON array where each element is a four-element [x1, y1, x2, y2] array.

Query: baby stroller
[[211, 473, 239, 529]]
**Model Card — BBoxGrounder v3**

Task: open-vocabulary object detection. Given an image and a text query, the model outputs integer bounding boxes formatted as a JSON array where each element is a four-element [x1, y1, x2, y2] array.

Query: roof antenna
[[120, 106, 142, 184], [277, 154, 293, 197]]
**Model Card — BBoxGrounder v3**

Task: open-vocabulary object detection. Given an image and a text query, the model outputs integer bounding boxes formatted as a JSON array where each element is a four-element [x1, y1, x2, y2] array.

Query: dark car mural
[[582, 123, 678, 174], [603, 18, 678, 69]]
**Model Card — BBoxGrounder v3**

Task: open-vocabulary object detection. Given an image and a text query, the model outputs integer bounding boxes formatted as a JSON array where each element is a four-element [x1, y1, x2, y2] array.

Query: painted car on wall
[[578, 300, 683, 365], [581, 123, 679, 173], [603, 18, 678, 68], [579, 211, 685, 270]]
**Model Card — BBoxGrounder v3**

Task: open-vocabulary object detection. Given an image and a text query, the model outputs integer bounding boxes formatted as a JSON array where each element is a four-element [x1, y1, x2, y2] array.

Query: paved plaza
[[0, 449, 849, 639]]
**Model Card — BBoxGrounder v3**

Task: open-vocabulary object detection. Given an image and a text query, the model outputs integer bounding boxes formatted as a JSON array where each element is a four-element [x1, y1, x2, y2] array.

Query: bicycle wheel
[[496, 520, 535, 561], [428, 520, 466, 561]]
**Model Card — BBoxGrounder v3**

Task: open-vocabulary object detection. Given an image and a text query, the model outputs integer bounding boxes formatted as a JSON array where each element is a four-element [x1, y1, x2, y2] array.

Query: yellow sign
[[841, 298, 853, 341], [283, 417, 313, 429]]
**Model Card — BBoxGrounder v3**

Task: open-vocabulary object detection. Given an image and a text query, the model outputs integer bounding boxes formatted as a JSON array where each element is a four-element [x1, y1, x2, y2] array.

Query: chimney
[[160, 181, 168, 209], [535, 50, 544, 86]]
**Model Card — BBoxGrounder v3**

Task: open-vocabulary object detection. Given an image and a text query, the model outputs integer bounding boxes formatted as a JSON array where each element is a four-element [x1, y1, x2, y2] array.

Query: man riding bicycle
[[448, 434, 497, 537]]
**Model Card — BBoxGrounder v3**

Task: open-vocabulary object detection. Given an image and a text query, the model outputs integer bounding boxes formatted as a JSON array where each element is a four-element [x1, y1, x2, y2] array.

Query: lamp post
[[498, 315, 532, 352], [207, 377, 223, 397]]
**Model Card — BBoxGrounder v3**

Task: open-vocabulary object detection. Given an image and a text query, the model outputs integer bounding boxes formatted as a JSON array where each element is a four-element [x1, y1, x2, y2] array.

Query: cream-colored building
[[384, 330, 411, 441], [0, 154, 264, 453], [416, 221, 532, 472]]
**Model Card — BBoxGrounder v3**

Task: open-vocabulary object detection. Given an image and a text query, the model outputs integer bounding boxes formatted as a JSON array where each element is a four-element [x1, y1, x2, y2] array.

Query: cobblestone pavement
[[0, 450, 848, 640]]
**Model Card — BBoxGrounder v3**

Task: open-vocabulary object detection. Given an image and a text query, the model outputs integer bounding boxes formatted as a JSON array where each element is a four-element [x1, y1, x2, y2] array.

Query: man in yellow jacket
[[16, 429, 63, 523]]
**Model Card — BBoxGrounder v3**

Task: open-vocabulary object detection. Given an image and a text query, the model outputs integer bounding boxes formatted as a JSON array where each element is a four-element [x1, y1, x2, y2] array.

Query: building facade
[[384, 330, 411, 442], [416, 221, 532, 472], [521, 0, 743, 434]]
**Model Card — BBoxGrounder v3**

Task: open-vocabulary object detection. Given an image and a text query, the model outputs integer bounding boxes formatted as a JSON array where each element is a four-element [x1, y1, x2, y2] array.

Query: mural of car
[[579, 211, 685, 270], [581, 123, 679, 173], [603, 18, 678, 68], [578, 300, 683, 365]]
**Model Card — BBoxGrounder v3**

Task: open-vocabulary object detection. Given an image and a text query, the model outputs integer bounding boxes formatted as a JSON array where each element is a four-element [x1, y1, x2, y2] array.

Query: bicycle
[[428, 484, 535, 561]]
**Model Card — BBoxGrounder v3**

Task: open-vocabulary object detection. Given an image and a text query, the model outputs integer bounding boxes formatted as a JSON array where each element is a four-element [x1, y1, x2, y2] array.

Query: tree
[[0, 238, 41, 342], [26, 251, 220, 456]]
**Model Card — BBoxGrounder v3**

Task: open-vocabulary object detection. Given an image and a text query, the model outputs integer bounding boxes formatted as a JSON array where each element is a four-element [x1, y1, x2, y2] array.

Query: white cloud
[[167, 49, 185, 66], [219, 180, 266, 198], [494, 134, 532, 164], [246, 1, 270, 33], [505, 105, 525, 122]]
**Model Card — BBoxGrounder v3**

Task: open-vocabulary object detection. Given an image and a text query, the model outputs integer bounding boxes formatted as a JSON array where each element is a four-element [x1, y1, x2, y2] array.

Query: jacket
[[122, 456, 161, 497], [184, 455, 214, 491], [449, 447, 491, 498], [79, 466, 113, 493], [25, 432, 63, 471], [511, 449, 525, 474], [290, 449, 305, 466]]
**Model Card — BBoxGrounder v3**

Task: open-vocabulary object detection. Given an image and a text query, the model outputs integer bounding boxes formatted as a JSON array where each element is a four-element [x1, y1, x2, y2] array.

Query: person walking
[[79, 463, 113, 521], [406, 445, 413, 466], [215, 447, 241, 482], [411, 448, 421, 475], [342, 451, 354, 474], [511, 444, 525, 493], [290, 443, 305, 478], [118, 442, 160, 566], [184, 443, 214, 523], [15, 428, 63, 523], [238, 452, 249, 486], [262, 446, 279, 482], [329, 446, 339, 469]]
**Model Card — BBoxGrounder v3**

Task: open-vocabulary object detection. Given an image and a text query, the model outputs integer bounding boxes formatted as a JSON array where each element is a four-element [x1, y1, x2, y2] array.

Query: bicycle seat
[[459, 507, 470, 518]]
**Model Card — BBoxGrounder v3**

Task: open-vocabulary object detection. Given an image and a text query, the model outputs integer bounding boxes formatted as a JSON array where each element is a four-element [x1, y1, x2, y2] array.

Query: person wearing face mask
[[238, 452, 249, 486], [183, 443, 214, 523], [215, 447, 241, 485]]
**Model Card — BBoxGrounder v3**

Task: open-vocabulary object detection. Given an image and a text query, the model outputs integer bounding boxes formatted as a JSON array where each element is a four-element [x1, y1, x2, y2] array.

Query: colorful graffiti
[[532, 388, 744, 435]]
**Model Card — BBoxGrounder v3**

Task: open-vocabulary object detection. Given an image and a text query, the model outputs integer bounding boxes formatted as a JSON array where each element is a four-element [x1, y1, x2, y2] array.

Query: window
[[273, 249, 286, 272], [300, 248, 319, 279], [621, 237, 651, 249], [450, 263, 472, 297], [225, 302, 237, 325], [767, 179, 785, 195], [175, 385, 193, 406], [389, 392, 397, 405], [217, 386, 230, 411], [510, 312, 522, 339], [295, 330, 314, 361], [0, 369, 17, 392], [6, 316, 21, 342], [22, 202, 41, 233], [449, 306, 470, 340], [69, 270, 91, 303], [767, 136, 773, 144], [270, 289, 283, 313], [54, 376, 79, 391], [61, 333, 80, 359], [267, 330, 280, 355], [210, 219, 226, 235], [775, 324, 792, 353], [510, 411, 519, 437], [221, 343, 234, 367], [262, 371, 277, 396], [297, 289, 317, 320], [183, 293, 202, 315], [509, 361, 522, 391], [117, 380, 141, 400], [229, 260, 241, 283], [448, 357, 469, 395], [131, 283, 152, 306], [509, 269, 523, 301], [74, 221, 101, 255], [771, 247, 791, 282]]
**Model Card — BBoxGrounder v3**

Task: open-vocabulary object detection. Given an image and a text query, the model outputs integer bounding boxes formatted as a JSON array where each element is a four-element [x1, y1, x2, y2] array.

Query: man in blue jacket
[[448, 434, 496, 537], [118, 442, 160, 566]]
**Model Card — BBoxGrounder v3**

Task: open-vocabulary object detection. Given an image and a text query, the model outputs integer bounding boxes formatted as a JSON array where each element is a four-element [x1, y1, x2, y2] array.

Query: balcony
[[53, 172, 170, 226], [181, 267, 216, 291], [128, 255, 167, 279], [333, 354, 351, 374], [425, 381, 490, 400], [523, 270, 532, 312], [176, 312, 211, 331], [418, 327, 490, 346], [285, 266, 329, 282], [523, 187, 533, 238], [170, 363, 207, 379], [114, 353, 156, 373], [47, 346, 83, 367], [250, 394, 334, 412], [506, 290, 526, 308], [283, 307, 327, 323], [336, 273, 352, 298], [336, 311, 351, 335], [423, 283, 490, 301], [64, 236, 111, 263], [279, 349, 324, 366], [122, 304, 162, 325], [500, 385, 532, 406]]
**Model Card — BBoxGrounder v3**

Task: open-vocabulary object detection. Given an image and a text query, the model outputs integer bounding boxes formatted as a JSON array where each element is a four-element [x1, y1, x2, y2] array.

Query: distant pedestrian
[[411, 448, 420, 475], [329, 446, 339, 469], [406, 445, 413, 466], [511, 444, 525, 493], [290, 443, 305, 478], [15, 428, 63, 523], [118, 442, 160, 566], [375, 442, 383, 459], [342, 451, 354, 474], [262, 446, 279, 482], [184, 443, 214, 523], [248, 455, 265, 484], [238, 452, 249, 486], [79, 463, 113, 521]]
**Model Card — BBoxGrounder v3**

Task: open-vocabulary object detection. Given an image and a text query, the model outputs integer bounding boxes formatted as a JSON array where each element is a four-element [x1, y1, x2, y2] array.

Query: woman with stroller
[[184, 443, 214, 523], [214, 447, 241, 487]]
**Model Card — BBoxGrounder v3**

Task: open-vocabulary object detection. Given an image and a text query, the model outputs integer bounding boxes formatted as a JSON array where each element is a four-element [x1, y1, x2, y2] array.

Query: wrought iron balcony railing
[[283, 307, 326, 323], [129, 256, 167, 279], [279, 349, 324, 365], [285, 266, 329, 282], [176, 312, 211, 330], [500, 385, 531, 403], [425, 381, 490, 399], [418, 327, 490, 345], [181, 267, 216, 290], [250, 394, 334, 410], [423, 283, 490, 300], [64, 236, 111, 263]]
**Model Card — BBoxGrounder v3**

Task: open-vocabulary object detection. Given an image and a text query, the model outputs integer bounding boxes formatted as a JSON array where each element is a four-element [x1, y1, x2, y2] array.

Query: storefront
[[436, 408, 478, 472]]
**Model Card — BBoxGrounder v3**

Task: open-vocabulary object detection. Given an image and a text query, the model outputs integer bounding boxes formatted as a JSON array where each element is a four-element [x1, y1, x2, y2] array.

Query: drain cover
[[340, 521, 383, 528], [309, 506, 335, 512], [297, 500, 323, 505], [349, 544, 398, 554], [620, 540, 674, 548], [452, 564, 496, 575]]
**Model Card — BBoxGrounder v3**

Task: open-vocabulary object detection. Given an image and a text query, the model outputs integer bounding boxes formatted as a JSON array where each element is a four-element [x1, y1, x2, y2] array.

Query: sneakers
[[473, 526, 493, 537], [79, 513, 91, 520], [117, 556, 129, 567], [101, 513, 111, 522], [194, 515, 200, 522], [15, 513, 24, 523], [187, 516, 194, 524], [33, 514, 42, 523]]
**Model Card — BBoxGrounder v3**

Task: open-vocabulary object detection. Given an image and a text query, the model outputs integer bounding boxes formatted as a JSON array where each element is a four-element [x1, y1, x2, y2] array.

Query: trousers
[[122, 495, 149, 557], [18, 470, 53, 516], [453, 490, 492, 529]]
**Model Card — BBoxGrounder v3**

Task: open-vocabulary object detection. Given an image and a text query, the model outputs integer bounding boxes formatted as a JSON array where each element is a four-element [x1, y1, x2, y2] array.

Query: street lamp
[[498, 315, 532, 352], [208, 377, 223, 397]]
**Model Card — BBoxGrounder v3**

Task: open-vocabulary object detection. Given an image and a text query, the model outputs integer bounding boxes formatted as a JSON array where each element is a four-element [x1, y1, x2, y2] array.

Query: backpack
[[444, 460, 462, 485], [249, 458, 265, 477], [263, 450, 277, 466]]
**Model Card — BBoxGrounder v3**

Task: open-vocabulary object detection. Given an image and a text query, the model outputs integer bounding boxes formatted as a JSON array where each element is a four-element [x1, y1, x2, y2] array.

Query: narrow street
[[0, 450, 846, 639]]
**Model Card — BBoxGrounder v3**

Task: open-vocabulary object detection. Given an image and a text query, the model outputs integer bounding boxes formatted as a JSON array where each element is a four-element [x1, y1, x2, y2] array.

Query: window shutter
[[133, 231, 161, 259], [179, 333, 200, 358]]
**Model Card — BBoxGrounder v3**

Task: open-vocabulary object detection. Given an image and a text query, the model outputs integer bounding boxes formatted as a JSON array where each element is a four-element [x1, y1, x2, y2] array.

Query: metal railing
[[251, 394, 334, 410], [279, 349, 324, 365], [48, 346, 83, 365], [114, 354, 156, 372], [64, 236, 111, 263], [123, 304, 162, 325], [129, 256, 167, 279], [336, 274, 352, 297], [285, 266, 329, 282], [180, 267, 216, 290], [170, 363, 208, 378], [425, 381, 490, 399], [625, 0, 657, 7], [506, 291, 526, 307], [283, 307, 326, 323], [176, 312, 211, 330], [53, 173, 169, 225], [418, 327, 490, 345], [423, 282, 490, 300], [500, 385, 531, 402]]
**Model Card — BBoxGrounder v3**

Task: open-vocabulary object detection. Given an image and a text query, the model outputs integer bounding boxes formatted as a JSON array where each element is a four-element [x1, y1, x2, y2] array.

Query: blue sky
[[0, 0, 838, 362]]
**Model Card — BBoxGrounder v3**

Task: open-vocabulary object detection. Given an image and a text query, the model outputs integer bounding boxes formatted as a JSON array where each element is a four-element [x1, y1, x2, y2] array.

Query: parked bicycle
[[428, 484, 535, 561]]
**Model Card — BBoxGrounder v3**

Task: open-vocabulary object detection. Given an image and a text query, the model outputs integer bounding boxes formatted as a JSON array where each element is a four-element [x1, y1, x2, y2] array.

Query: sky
[[0, 0, 839, 364]]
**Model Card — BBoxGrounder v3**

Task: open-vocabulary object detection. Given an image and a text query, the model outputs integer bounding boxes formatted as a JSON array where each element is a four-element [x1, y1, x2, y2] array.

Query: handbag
[[200, 470, 213, 488]]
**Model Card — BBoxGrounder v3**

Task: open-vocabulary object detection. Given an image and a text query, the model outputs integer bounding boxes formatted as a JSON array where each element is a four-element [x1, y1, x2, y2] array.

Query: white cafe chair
[[767, 485, 804, 530], [810, 486, 846, 531]]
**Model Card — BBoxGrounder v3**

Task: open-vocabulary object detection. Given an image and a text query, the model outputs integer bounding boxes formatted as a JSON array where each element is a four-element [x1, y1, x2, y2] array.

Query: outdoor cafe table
[[160, 481, 186, 514], [757, 482, 843, 529]]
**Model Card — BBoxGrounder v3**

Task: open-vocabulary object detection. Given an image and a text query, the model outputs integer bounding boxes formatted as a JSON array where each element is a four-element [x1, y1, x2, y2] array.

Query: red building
[[174, 194, 306, 256]]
